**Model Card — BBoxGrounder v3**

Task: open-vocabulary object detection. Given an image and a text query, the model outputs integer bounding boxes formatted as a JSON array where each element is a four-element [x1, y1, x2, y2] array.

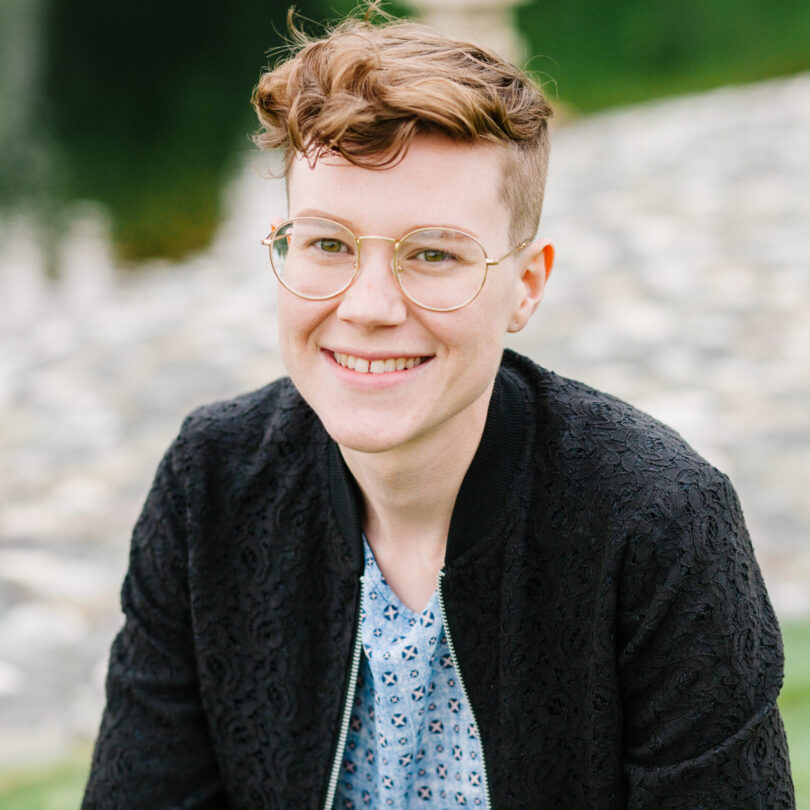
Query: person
[[82, 8, 794, 810]]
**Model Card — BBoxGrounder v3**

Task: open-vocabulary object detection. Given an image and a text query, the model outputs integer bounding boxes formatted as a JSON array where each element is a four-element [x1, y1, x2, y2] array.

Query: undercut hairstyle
[[252, 9, 553, 243]]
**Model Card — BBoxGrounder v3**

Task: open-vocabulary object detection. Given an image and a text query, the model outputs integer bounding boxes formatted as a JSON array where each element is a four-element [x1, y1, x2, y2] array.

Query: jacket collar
[[327, 352, 527, 575]]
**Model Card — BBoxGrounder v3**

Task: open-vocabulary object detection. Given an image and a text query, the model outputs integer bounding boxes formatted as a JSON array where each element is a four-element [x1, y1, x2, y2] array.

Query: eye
[[414, 248, 453, 263], [313, 238, 350, 254]]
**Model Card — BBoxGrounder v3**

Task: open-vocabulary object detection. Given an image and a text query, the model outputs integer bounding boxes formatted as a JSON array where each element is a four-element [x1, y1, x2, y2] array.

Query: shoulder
[[500, 355, 771, 652], [500, 350, 731, 530], [179, 375, 321, 442], [166, 376, 327, 484], [502, 349, 712, 474]]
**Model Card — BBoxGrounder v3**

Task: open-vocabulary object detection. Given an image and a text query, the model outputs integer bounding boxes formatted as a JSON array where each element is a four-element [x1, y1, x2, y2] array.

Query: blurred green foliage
[[6, 0, 808, 261], [517, 0, 810, 111], [41, 0, 327, 260]]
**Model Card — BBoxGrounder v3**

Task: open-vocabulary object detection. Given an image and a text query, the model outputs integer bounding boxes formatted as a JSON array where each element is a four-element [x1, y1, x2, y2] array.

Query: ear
[[507, 241, 554, 333]]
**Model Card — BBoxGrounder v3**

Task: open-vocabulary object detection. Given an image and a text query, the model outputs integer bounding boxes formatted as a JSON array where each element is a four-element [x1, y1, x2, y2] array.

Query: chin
[[318, 417, 409, 454]]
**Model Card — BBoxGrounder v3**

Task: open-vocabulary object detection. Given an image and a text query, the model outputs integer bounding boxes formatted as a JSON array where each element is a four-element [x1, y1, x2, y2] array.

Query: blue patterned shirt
[[335, 538, 486, 808]]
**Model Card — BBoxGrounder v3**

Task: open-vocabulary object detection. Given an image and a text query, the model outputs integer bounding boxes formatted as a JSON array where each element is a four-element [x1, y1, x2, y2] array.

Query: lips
[[332, 351, 428, 374]]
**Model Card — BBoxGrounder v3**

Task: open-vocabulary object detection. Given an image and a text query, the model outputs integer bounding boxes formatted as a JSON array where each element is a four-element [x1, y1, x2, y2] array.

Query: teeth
[[333, 352, 425, 373]]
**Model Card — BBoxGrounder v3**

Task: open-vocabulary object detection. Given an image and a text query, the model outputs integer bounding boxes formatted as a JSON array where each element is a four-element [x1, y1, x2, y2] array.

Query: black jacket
[[83, 350, 794, 809]]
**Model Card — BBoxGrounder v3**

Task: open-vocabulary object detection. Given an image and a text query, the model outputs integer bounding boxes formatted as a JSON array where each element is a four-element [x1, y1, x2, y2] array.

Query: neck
[[339, 381, 493, 561]]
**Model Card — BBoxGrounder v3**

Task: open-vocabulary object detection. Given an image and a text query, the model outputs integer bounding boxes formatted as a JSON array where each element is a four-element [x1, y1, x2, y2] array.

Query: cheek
[[474, 286, 516, 346], [462, 296, 515, 376], [432, 303, 508, 369], [495, 267, 524, 325], [277, 295, 327, 352], [276, 301, 296, 360], [276, 300, 319, 378]]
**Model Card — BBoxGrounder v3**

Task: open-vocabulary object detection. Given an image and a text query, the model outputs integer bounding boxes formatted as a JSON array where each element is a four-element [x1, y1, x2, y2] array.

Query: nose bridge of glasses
[[355, 234, 397, 245], [354, 234, 398, 272]]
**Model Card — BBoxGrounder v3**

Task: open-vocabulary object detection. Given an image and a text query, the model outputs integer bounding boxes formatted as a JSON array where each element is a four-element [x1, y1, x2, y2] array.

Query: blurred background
[[1, 0, 809, 805]]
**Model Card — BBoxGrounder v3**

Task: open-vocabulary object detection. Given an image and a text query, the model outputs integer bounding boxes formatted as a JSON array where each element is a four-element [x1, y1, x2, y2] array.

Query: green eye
[[415, 249, 452, 263], [317, 239, 346, 253]]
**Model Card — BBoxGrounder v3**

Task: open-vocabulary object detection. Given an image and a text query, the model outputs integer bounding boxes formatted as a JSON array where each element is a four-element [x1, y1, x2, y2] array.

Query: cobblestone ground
[[1, 73, 809, 769]]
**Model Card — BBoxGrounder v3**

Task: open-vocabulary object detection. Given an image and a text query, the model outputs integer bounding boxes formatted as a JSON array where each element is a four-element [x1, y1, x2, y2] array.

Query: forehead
[[287, 137, 510, 238]]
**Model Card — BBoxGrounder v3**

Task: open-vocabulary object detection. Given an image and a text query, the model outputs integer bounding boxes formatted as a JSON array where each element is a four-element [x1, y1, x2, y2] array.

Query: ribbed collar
[[327, 353, 527, 576]]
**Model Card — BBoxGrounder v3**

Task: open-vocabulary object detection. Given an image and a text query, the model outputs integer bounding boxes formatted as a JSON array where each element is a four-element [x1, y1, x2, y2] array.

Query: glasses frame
[[261, 216, 531, 312]]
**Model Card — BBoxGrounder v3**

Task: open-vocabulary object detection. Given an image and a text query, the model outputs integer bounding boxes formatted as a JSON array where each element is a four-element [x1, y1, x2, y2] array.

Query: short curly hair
[[251, 10, 553, 243]]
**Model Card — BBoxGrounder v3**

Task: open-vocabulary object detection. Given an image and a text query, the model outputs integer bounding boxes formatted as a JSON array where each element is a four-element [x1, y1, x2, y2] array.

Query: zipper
[[437, 569, 492, 809], [322, 575, 365, 810]]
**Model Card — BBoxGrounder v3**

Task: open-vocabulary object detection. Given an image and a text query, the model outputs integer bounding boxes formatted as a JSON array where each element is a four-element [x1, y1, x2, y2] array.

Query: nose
[[336, 237, 408, 328]]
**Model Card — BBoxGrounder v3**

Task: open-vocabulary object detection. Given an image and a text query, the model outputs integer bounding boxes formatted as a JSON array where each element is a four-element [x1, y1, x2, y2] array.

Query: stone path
[[1, 72, 809, 770]]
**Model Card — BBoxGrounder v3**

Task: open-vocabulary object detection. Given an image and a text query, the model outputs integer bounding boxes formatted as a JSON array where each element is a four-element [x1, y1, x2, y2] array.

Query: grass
[[2, 621, 809, 807], [781, 620, 810, 805], [0, 747, 91, 810]]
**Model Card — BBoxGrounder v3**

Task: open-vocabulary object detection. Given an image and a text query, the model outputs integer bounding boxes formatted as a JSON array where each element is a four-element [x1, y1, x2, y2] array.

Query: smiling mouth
[[332, 351, 429, 374]]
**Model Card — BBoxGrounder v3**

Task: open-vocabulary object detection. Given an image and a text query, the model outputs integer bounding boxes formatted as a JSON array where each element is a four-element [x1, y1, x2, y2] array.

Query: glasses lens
[[269, 218, 357, 299], [396, 229, 487, 310]]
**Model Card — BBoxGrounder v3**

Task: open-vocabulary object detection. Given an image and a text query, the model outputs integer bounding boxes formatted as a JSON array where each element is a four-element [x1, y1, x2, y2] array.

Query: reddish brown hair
[[252, 9, 553, 242]]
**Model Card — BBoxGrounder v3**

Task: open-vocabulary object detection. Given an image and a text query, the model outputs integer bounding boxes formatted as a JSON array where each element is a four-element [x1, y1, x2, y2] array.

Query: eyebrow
[[293, 209, 354, 228], [291, 208, 480, 239]]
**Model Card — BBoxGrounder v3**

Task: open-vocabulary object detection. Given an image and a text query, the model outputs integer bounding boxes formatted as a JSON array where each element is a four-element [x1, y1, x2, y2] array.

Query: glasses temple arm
[[486, 238, 532, 266]]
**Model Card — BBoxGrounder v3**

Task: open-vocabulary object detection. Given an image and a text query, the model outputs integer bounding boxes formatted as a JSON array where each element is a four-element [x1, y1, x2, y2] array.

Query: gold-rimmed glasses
[[261, 217, 531, 312]]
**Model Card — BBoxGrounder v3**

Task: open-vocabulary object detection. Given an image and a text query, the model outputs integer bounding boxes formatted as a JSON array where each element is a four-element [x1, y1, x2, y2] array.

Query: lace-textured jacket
[[83, 350, 794, 809]]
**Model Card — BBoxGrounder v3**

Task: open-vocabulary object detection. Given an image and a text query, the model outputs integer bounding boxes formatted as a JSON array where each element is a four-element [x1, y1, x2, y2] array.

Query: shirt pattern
[[335, 538, 486, 808]]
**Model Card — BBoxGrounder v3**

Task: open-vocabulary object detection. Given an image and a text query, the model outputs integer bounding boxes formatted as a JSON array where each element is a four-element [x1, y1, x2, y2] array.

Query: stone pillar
[[405, 0, 529, 66]]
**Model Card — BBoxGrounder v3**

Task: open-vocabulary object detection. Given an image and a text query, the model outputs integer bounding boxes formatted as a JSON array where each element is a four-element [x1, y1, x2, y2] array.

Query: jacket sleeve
[[618, 470, 794, 809], [82, 429, 228, 809]]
